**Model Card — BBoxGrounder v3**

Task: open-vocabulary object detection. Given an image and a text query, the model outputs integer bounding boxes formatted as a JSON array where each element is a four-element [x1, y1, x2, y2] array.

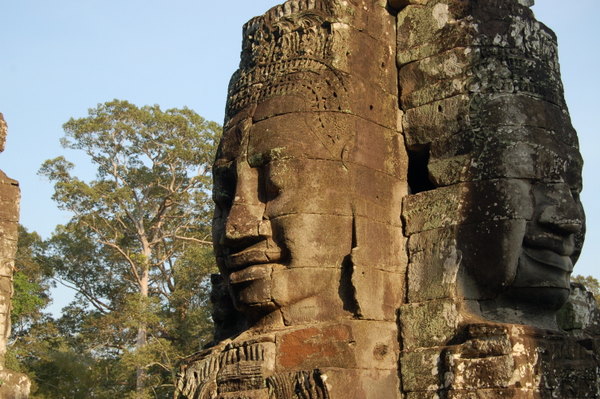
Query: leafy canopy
[[35, 100, 221, 397]]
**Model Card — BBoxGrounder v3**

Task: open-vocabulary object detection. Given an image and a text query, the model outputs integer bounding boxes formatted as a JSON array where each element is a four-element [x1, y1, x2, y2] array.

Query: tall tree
[[39, 100, 220, 397]]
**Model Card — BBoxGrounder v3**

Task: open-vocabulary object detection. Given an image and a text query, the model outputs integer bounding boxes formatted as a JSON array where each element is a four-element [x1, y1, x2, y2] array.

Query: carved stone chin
[[177, 0, 598, 398]]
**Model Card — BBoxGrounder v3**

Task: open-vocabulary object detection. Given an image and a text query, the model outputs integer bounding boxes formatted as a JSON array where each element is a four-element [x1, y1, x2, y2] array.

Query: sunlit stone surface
[[0, 113, 31, 398], [176, 1, 599, 398]]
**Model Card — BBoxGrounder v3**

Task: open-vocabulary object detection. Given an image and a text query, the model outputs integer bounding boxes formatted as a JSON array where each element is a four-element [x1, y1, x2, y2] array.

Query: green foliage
[[11, 226, 53, 331], [9, 316, 128, 398], [32, 100, 221, 397], [12, 273, 45, 325], [572, 274, 600, 306]]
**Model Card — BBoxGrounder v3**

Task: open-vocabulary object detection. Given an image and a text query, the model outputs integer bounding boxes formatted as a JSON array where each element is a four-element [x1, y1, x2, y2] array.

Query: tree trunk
[[136, 249, 150, 393]]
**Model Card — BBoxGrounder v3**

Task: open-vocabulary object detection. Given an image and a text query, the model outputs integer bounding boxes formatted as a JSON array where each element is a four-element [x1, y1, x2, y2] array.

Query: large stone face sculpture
[[394, 0, 598, 397], [0, 113, 31, 398], [178, 1, 407, 397], [177, 0, 599, 398], [396, 0, 585, 329], [212, 0, 407, 330]]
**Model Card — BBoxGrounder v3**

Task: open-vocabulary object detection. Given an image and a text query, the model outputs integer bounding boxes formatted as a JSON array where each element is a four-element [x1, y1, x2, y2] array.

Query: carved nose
[[224, 203, 264, 243], [538, 207, 582, 235], [537, 188, 583, 235], [223, 161, 266, 246]]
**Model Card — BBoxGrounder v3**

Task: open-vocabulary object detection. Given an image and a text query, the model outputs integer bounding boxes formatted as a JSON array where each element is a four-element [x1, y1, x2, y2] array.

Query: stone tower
[[176, 1, 600, 398], [0, 113, 31, 398]]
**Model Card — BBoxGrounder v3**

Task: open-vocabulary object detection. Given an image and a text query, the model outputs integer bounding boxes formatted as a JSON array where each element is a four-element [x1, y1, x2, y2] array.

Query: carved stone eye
[[212, 165, 236, 210]]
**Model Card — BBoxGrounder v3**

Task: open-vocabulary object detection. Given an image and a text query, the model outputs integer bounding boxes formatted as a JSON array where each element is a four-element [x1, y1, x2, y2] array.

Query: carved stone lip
[[523, 233, 574, 256], [225, 245, 283, 272], [522, 246, 573, 272], [229, 263, 285, 284]]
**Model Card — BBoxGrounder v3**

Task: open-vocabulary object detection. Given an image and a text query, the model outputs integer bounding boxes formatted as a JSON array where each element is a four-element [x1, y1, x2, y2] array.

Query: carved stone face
[[467, 126, 585, 322], [505, 178, 584, 310], [212, 114, 354, 324], [213, 108, 406, 326], [211, 2, 406, 328]]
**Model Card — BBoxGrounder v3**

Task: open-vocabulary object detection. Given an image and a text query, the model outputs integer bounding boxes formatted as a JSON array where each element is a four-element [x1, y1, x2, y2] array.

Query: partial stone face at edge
[[0, 113, 7, 154], [397, 0, 598, 398], [0, 114, 31, 398]]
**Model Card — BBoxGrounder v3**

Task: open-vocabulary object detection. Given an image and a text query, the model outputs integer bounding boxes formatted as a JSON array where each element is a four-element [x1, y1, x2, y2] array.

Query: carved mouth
[[523, 232, 575, 257], [522, 246, 573, 272], [229, 264, 274, 284], [224, 243, 283, 272]]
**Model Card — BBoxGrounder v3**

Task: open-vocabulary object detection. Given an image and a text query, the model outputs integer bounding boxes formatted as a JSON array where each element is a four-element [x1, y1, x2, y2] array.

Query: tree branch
[[173, 236, 212, 246], [53, 277, 114, 313]]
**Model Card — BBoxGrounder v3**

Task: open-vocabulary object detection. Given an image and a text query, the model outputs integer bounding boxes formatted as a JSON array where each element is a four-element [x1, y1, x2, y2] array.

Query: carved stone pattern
[[177, 342, 269, 398], [267, 371, 329, 399], [226, 6, 347, 120]]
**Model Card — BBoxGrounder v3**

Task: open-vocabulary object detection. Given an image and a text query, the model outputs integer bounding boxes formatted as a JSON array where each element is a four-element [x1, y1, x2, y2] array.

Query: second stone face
[[397, 0, 584, 327]]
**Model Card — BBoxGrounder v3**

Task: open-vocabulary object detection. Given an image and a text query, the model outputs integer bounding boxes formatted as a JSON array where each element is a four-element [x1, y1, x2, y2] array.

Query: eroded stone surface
[[396, 0, 598, 397], [0, 114, 31, 397], [0, 113, 7, 153], [397, 0, 585, 328], [177, 321, 400, 398]]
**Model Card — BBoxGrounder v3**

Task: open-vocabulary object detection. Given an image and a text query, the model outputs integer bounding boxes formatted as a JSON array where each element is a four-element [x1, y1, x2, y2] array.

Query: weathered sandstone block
[[0, 113, 31, 398]]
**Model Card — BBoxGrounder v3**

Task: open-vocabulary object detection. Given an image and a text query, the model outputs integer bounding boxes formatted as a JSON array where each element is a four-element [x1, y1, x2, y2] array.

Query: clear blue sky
[[1, 1, 598, 314]]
